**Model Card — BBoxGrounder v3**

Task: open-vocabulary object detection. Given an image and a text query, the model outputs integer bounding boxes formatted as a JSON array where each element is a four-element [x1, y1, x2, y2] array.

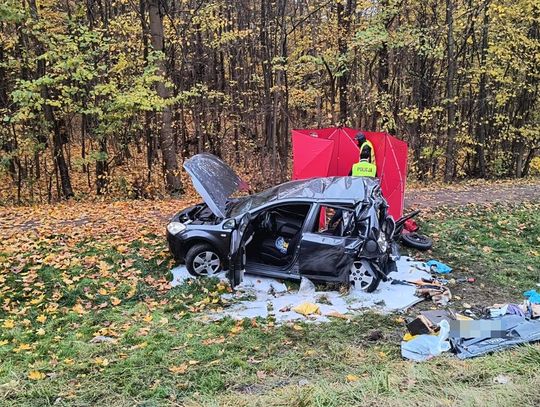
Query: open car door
[[227, 213, 253, 287], [297, 205, 361, 283]]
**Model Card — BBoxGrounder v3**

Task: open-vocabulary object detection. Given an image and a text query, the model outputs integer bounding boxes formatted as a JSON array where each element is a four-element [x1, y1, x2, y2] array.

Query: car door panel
[[227, 214, 252, 286], [298, 233, 358, 281]]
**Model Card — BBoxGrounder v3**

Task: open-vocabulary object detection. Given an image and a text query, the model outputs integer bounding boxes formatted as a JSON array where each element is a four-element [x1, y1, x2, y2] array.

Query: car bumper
[[167, 231, 187, 263]]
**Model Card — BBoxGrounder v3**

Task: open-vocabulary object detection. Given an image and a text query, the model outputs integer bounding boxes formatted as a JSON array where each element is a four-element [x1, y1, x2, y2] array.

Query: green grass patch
[[420, 202, 540, 293]]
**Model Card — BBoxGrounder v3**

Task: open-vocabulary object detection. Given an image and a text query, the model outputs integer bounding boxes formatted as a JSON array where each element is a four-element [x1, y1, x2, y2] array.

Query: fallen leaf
[[143, 314, 153, 323], [2, 319, 15, 329], [13, 343, 32, 353], [72, 303, 85, 315], [327, 311, 350, 320], [36, 314, 47, 323], [346, 374, 359, 382], [93, 357, 109, 366], [169, 363, 188, 374], [28, 371, 46, 380]]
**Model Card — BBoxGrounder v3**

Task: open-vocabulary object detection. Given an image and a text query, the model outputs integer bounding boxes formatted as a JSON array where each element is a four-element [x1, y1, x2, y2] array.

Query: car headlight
[[167, 221, 186, 235], [377, 231, 388, 252]]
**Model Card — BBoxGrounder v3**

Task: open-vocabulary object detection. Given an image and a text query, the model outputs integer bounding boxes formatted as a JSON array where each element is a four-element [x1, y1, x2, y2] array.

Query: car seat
[[259, 232, 301, 266]]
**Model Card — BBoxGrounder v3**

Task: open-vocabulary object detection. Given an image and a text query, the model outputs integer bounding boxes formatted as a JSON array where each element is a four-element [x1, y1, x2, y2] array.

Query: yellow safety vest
[[352, 140, 377, 177], [352, 161, 377, 177]]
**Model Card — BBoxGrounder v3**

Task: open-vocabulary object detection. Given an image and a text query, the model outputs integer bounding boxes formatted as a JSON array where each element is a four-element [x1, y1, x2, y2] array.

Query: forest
[[0, 0, 539, 203]]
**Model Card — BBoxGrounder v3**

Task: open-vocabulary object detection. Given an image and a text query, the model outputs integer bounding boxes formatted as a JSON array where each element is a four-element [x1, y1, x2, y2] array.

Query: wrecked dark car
[[167, 153, 400, 292]]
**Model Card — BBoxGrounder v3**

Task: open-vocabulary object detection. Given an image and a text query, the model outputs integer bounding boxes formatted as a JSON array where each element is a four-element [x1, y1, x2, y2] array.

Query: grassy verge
[[421, 202, 540, 294], [1, 201, 540, 406]]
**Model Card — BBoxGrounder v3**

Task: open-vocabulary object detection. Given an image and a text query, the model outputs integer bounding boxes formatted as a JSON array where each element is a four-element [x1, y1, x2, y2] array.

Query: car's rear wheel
[[350, 260, 381, 293], [186, 244, 222, 277]]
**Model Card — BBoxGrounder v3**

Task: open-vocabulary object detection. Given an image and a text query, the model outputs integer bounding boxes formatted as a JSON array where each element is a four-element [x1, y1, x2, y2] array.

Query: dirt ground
[[404, 179, 540, 209]]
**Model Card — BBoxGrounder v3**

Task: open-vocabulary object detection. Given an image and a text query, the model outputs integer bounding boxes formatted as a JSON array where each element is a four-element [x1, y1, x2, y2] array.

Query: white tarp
[[170, 257, 430, 323]]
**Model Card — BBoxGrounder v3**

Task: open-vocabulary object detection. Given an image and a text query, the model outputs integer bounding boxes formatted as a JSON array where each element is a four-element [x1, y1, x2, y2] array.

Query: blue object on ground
[[426, 260, 453, 274], [524, 290, 540, 304], [401, 320, 451, 362], [450, 315, 540, 359]]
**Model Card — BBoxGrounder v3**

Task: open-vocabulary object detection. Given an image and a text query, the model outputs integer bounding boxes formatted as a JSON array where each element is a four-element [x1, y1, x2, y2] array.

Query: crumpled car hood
[[183, 153, 247, 218]]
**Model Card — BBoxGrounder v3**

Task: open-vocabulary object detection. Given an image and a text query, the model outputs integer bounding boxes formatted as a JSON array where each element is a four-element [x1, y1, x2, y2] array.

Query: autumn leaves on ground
[[1, 192, 540, 406]]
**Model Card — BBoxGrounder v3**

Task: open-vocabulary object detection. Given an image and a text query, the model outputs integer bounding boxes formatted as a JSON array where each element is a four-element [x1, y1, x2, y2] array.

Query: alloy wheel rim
[[193, 251, 220, 275], [350, 261, 374, 290]]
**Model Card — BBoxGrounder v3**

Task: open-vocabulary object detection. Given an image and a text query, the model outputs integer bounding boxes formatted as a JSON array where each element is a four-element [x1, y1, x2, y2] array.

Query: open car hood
[[183, 153, 248, 218]]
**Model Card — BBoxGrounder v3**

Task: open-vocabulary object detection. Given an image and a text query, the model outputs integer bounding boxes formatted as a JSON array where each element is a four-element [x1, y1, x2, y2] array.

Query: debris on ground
[[407, 310, 455, 336], [449, 315, 540, 359], [89, 336, 116, 344], [401, 320, 451, 361], [170, 257, 431, 323], [489, 303, 526, 318], [415, 283, 452, 306], [426, 260, 453, 274], [401, 293, 540, 362], [524, 289, 540, 304], [366, 329, 384, 341], [298, 277, 316, 295], [493, 374, 511, 385], [293, 302, 320, 316]]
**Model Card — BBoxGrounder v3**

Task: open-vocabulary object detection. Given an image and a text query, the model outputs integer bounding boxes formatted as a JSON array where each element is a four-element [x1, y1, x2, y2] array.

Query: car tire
[[401, 232, 433, 251], [350, 260, 381, 293], [185, 244, 223, 277]]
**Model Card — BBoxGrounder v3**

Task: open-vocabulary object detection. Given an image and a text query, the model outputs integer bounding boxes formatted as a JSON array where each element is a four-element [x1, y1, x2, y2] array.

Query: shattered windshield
[[227, 186, 281, 217]]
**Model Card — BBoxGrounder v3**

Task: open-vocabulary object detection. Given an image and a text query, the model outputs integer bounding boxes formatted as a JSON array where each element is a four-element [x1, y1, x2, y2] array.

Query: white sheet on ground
[[170, 257, 430, 323]]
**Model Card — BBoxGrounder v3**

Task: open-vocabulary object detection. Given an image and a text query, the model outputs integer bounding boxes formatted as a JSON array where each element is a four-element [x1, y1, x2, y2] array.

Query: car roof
[[262, 176, 377, 202]]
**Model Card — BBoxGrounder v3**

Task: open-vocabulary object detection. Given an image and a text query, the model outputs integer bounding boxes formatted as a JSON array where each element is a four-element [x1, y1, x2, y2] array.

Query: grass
[[1, 201, 540, 406], [421, 202, 540, 293]]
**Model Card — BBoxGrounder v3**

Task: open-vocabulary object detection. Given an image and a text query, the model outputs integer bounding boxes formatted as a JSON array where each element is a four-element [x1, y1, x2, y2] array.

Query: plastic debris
[[489, 303, 526, 318], [493, 374, 511, 385], [298, 277, 316, 295], [524, 290, 540, 304], [401, 320, 451, 361], [426, 260, 452, 274]]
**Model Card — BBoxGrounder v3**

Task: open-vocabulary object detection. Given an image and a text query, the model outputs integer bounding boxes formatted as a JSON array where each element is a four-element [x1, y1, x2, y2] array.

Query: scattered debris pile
[[401, 289, 540, 361]]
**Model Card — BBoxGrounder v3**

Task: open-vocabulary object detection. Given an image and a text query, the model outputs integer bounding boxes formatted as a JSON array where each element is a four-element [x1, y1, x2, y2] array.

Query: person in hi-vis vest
[[351, 132, 377, 177]]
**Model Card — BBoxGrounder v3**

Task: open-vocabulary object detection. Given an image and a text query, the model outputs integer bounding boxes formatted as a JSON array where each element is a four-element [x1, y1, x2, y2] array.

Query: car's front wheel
[[350, 260, 381, 293], [185, 244, 223, 277]]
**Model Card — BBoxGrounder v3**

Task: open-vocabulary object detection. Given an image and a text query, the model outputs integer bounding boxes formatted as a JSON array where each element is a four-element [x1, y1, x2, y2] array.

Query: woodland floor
[[1, 179, 540, 406]]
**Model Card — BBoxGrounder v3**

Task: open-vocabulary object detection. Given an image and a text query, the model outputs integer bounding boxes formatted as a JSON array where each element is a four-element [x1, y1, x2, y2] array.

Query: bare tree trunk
[[475, 0, 490, 178], [28, 0, 73, 199], [336, 0, 354, 124], [444, 0, 457, 182], [147, 0, 182, 194]]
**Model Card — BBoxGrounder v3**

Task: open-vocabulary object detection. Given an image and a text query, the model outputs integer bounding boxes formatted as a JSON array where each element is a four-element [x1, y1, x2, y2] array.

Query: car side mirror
[[223, 219, 236, 230]]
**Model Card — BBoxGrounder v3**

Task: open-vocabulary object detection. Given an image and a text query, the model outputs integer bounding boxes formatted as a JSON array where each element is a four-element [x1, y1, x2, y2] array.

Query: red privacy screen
[[292, 127, 408, 219]]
